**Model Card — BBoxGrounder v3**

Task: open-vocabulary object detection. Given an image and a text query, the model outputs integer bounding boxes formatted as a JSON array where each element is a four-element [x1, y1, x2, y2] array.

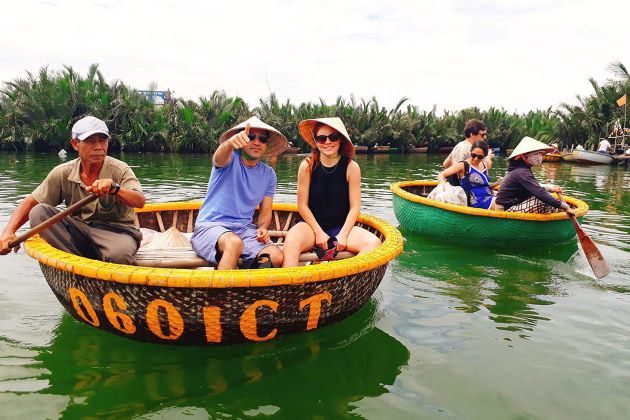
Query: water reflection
[[34, 301, 409, 418], [394, 231, 580, 335], [1, 151, 629, 418]]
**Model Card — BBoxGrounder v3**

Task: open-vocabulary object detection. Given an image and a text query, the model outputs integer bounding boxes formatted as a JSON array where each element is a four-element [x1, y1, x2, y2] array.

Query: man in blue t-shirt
[[191, 117, 288, 270]]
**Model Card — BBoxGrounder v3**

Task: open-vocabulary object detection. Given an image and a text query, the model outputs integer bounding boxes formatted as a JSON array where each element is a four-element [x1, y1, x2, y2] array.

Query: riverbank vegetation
[[0, 63, 628, 153]]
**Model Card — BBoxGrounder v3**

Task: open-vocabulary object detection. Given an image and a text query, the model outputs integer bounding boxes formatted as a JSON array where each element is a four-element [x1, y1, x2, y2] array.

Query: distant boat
[[408, 146, 428, 153], [542, 153, 563, 162], [572, 150, 614, 165], [354, 145, 368, 154], [561, 151, 575, 162], [283, 146, 301, 154], [390, 180, 588, 247], [372, 145, 390, 153], [438, 146, 453, 154]]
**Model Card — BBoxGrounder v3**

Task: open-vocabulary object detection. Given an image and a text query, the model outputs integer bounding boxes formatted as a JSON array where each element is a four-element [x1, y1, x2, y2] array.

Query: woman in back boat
[[495, 136, 576, 216], [282, 118, 381, 267], [437, 140, 496, 209]]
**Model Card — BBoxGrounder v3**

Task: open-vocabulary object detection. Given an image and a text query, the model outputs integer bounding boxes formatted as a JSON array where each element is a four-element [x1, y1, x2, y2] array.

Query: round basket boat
[[390, 180, 589, 247], [543, 153, 563, 162], [23, 203, 403, 345]]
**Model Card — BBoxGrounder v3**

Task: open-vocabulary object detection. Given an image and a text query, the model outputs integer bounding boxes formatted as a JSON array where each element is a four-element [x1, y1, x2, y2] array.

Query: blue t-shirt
[[196, 152, 277, 225]]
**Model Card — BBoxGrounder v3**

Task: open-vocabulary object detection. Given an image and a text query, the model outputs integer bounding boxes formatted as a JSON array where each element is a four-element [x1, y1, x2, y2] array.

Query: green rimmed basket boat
[[390, 180, 589, 247], [23, 202, 403, 346]]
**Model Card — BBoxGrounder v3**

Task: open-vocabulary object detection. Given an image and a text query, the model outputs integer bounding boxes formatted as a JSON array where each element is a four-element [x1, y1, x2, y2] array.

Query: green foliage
[[0, 62, 627, 152]]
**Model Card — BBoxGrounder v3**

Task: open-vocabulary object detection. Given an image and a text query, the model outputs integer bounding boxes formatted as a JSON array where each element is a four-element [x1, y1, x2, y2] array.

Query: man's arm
[[484, 148, 494, 170], [442, 153, 453, 168], [255, 196, 273, 243], [212, 140, 238, 168], [0, 195, 39, 254], [86, 179, 145, 208], [113, 185, 145, 208], [213, 123, 251, 168]]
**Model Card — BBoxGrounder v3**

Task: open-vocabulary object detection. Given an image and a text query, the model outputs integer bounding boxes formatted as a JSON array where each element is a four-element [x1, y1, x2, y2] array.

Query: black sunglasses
[[247, 133, 269, 144], [315, 132, 342, 144], [470, 152, 486, 160]]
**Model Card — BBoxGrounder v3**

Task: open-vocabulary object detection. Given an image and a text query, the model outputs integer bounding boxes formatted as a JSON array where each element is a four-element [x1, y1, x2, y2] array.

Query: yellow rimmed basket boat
[[543, 152, 563, 162], [390, 180, 588, 247], [23, 203, 403, 345]]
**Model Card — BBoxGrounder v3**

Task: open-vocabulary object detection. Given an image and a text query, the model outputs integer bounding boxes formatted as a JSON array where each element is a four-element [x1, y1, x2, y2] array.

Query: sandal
[[242, 253, 273, 269], [313, 237, 339, 262], [255, 253, 273, 269]]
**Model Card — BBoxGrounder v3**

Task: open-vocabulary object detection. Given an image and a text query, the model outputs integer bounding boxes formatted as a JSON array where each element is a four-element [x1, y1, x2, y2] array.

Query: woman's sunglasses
[[470, 152, 486, 160], [315, 132, 342, 144], [247, 133, 269, 144]]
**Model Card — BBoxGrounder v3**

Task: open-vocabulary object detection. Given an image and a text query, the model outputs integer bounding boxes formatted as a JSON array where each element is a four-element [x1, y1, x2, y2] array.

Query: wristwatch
[[109, 182, 121, 195]]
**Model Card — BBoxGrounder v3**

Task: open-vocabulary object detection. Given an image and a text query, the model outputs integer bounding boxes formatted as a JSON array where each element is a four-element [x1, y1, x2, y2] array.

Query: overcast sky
[[1, 0, 629, 113]]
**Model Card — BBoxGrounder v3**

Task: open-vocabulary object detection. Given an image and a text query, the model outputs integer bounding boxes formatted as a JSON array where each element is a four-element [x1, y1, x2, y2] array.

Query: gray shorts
[[191, 222, 271, 265]]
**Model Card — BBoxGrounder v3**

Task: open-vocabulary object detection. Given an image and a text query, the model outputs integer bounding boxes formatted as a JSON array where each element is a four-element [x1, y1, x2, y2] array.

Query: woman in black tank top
[[282, 118, 382, 268]]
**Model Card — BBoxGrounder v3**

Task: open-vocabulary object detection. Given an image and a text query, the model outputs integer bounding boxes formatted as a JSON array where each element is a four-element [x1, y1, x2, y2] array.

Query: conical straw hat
[[298, 117, 353, 149], [508, 136, 554, 159], [219, 116, 288, 158], [143, 227, 191, 249]]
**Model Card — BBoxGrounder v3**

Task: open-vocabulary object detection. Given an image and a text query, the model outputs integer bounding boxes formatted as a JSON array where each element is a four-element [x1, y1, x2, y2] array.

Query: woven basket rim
[[24, 202, 403, 288], [390, 180, 589, 221]]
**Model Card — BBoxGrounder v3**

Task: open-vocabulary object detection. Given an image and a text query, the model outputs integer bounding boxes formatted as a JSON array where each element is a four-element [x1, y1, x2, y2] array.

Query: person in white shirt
[[442, 119, 493, 186], [597, 138, 612, 154]]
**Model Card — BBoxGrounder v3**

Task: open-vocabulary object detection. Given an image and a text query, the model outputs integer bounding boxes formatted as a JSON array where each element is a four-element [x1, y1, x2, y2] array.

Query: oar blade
[[571, 215, 609, 279], [580, 235, 610, 279]]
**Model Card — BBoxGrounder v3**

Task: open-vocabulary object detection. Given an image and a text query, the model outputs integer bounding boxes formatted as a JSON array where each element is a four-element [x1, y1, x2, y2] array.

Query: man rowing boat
[[0, 116, 146, 264]]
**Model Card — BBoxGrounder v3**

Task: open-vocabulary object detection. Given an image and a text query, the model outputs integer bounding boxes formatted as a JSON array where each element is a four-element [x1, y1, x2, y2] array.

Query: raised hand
[[228, 122, 251, 150]]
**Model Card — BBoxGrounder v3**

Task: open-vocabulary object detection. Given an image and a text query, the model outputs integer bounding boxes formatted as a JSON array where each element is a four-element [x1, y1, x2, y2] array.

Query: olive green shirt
[[31, 156, 142, 229]]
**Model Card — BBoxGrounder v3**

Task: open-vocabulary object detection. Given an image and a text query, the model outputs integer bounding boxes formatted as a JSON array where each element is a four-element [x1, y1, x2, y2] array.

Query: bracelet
[[110, 182, 121, 195]]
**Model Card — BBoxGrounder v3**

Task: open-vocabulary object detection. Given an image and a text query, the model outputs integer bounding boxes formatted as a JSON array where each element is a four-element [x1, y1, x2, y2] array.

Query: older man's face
[[71, 133, 109, 165], [242, 128, 269, 160]]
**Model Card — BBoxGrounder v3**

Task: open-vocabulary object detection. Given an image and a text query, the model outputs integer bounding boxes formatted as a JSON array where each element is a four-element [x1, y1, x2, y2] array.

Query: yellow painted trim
[[390, 180, 589, 221], [24, 203, 403, 288], [135, 201, 203, 213]]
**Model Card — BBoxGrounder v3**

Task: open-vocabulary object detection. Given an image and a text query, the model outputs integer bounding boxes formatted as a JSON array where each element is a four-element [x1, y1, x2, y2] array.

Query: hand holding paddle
[[86, 178, 119, 196], [559, 194, 609, 279], [5, 193, 99, 252]]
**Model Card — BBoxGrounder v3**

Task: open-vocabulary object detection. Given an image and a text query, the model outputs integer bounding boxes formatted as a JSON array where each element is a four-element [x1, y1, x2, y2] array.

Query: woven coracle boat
[[23, 202, 403, 345], [390, 181, 588, 247], [543, 153, 563, 162]]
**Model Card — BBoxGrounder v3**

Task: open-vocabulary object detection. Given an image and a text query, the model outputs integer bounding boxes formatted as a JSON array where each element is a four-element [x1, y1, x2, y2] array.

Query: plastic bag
[[427, 183, 467, 206]]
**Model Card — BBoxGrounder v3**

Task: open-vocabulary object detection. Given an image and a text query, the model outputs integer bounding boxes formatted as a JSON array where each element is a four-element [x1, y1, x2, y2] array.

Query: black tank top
[[308, 156, 350, 230]]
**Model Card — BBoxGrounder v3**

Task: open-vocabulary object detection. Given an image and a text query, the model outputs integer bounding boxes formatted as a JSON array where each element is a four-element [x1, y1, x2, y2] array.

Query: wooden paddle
[[559, 194, 609, 279], [7, 193, 98, 250]]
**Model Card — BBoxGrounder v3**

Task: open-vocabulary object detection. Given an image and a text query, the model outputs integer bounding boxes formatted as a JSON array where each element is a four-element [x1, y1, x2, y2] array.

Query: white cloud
[[1, 0, 629, 113]]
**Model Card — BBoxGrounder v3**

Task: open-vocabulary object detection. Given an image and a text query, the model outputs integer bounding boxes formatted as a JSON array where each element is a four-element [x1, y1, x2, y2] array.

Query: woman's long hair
[[306, 123, 355, 173]]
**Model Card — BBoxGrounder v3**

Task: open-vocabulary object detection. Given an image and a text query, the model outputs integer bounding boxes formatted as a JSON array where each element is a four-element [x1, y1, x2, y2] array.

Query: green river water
[[0, 151, 629, 419]]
